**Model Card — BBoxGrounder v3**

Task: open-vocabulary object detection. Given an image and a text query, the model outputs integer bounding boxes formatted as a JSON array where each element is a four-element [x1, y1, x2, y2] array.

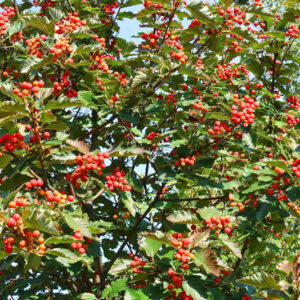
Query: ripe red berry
[[7, 218, 16, 227], [43, 132, 50, 139]]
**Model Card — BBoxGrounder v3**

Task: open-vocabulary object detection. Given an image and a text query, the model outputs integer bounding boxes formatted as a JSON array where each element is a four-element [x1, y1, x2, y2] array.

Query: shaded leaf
[[64, 215, 92, 238], [218, 234, 242, 258], [167, 210, 202, 224], [237, 272, 282, 289], [194, 248, 220, 276], [66, 139, 89, 154]]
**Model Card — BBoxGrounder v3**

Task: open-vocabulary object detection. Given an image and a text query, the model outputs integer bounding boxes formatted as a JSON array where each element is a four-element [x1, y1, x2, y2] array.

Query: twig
[[160, 195, 225, 202]]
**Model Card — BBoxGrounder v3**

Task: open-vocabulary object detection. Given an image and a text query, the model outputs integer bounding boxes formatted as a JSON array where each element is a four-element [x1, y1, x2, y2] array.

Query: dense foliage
[[0, 0, 299, 299]]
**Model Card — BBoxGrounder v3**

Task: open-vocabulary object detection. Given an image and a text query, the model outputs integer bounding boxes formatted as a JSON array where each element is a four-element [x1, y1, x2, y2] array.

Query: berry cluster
[[0, 132, 25, 152], [50, 37, 73, 61], [109, 95, 119, 104], [216, 63, 249, 83], [93, 34, 106, 47], [241, 294, 250, 300], [171, 233, 192, 271], [100, 2, 118, 24], [196, 56, 204, 68], [164, 92, 177, 106], [25, 35, 47, 57], [8, 198, 29, 209], [113, 71, 127, 87], [228, 193, 245, 212], [13, 80, 45, 97], [189, 17, 201, 28], [129, 254, 146, 273], [25, 179, 44, 189], [3, 213, 46, 255], [0, 7, 15, 36], [285, 25, 299, 38], [146, 132, 161, 141], [66, 152, 109, 188], [140, 30, 162, 49], [192, 101, 208, 113], [70, 230, 92, 254], [286, 114, 299, 127], [218, 6, 246, 27], [170, 51, 188, 64], [287, 95, 300, 109], [41, 190, 74, 206], [55, 12, 86, 34], [104, 2, 118, 15], [208, 121, 231, 135], [165, 270, 193, 300], [291, 159, 300, 177], [90, 52, 113, 73], [225, 37, 243, 53], [174, 155, 197, 167], [35, 0, 55, 12], [231, 94, 260, 127], [143, 1, 164, 9], [11, 31, 24, 43], [105, 168, 132, 192], [95, 78, 105, 90], [204, 216, 232, 236], [165, 36, 183, 50]]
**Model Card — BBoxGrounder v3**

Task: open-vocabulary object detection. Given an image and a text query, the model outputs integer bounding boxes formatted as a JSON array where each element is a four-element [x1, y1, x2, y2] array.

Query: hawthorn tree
[[0, 0, 299, 299]]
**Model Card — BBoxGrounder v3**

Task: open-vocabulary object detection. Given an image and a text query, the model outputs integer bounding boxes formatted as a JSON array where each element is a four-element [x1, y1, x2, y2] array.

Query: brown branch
[[100, 185, 166, 286], [233, 239, 250, 272], [82, 115, 117, 139], [160, 195, 226, 202]]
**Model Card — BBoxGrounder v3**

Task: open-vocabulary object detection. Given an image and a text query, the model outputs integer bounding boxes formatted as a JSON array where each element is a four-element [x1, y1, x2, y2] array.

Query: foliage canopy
[[0, 0, 299, 299]]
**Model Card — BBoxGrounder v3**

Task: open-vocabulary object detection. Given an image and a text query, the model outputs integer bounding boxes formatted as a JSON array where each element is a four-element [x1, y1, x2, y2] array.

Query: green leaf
[[256, 195, 273, 221], [66, 139, 90, 154], [182, 276, 208, 300], [24, 15, 54, 36], [131, 69, 153, 89], [247, 6, 274, 17], [180, 64, 207, 79], [121, 192, 136, 217], [79, 294, 98, 300], [73, 43, 103, 56], [24, 253, 42, 273], [41, 111, 56, 123], [21, 55, 54, 74], [110, 278, 128, 298], [236, 272, 282, 290], [64, 215, 92, 238], [7, 20, 26, 36], [190, 228, 210, 248], [109, 143, 149, 157], [0, 83, 23, 101], [124, 289, 148, 300], [22, 209, 59, 235], [194, 248, 220, 276], [199, 207, 220, 220], [186, 1, 215, 26], [0, 154, 12, 169], [45, 235, 77, 245], [46, 248, 88, 266], [49, 7, 65, 22], [218, 234, 242, 258], [44, 98, 82, 110], [166, 210, 202, 224], [109, 259, 131, 275], [140, 238, 161, 257], [139, 231, 173, 246], [78, 91, 95, 107], [265, 160, 291, 173]]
